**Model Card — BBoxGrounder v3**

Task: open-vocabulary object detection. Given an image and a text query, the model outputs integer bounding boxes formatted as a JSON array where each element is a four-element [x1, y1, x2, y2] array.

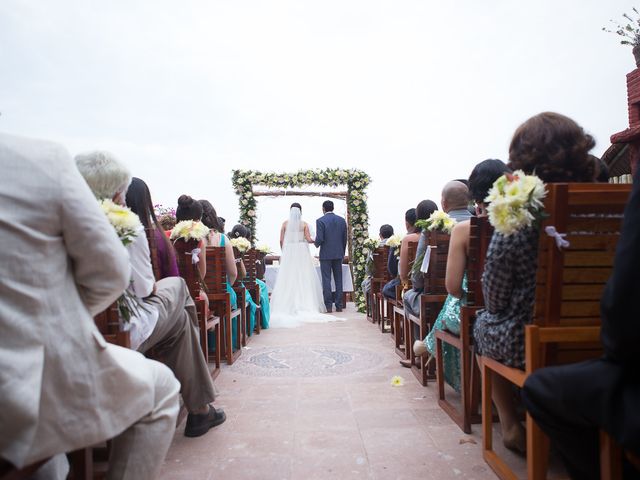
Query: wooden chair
[[242, 248, 262, 335], [370, 246, 391, 330], [65, 303, 133, 480], [205, 246, 243, 365], [600, 431, 640, 480], [94, 302, 130, 349], [0, 459, 50, 480], [480, 182, 632, 480], [403, 231, 450, 386], [173, 238, 221, 377], [391, 241, 418, 359], [434, 216, 493, 433]]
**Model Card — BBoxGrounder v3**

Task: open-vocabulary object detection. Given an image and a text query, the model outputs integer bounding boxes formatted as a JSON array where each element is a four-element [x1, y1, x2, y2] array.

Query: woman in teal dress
[[415, 159, 511, 392], [199, 200, 240, 351], [229, 224, 270, 330]]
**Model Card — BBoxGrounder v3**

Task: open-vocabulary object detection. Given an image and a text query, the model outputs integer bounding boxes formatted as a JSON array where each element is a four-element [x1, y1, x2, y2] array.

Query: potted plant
[[603, 8, 640, 67]]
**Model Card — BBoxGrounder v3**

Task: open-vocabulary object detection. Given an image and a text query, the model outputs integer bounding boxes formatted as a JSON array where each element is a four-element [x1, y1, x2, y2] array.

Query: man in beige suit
[[0, 133, 180, 480]]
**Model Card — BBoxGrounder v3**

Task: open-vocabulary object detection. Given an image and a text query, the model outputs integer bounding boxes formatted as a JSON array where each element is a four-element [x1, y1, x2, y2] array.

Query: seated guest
[[361, 224, 394, 297], [473, 112, 597, 452], [399, 196, 453, 368], [0, 133, 180, 480], [174, 195, 208, 278], [199, 199, 241, 348], [159, 212, 176, 235], [441, 180, 474, 221], [522, 167, 640, 480], [382, 208, 418, 299], [75, 151, 225, 438], [591, 154, 610, 183], [126, 177, 179, 279], [228, 224, 258, 334], [412, 160, 511, 389], [229, 224, 271, 329]]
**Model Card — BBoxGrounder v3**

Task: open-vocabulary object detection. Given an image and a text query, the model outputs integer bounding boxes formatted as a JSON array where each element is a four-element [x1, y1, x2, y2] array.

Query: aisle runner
[[228, 344, 384, 378]]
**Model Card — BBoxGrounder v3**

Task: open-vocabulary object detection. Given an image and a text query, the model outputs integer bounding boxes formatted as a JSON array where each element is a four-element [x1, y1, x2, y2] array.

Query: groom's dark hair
[[291, 202, 302, 212], [322, 200, 334, 212]]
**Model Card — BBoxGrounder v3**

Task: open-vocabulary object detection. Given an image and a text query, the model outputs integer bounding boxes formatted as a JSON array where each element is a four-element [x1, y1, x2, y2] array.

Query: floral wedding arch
[[231, 168, 371, 312]]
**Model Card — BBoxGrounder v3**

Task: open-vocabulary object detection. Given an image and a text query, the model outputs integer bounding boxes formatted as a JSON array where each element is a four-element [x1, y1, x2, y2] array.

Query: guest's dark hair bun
[[178, 195, 194, 207]]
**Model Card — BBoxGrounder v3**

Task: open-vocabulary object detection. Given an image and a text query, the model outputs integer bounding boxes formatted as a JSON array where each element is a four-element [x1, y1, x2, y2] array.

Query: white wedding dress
[[269, 207, 338, 328]]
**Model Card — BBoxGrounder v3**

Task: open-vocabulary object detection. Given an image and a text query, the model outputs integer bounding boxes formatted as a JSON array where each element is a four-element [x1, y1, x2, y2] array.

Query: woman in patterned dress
[[473, 112, 598, 453]]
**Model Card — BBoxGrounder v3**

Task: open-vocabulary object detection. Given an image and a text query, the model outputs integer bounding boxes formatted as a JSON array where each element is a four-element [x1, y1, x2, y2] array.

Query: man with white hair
[[0, 132, 180, 479], [75, 150, 225, 438]]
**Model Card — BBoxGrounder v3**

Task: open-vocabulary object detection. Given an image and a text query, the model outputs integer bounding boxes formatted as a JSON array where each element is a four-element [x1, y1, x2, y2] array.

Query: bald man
[[400, 182, 472, 368], [441, 180, 473, 221]]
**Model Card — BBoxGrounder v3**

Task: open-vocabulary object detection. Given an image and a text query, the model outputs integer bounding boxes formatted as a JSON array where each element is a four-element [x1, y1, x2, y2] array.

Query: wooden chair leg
[[481, 360, 493, 456], [436, 335, 445, 400], [527, 413, 550, 480], [225, 307, 233, 365], [68, 448, 93, 480], [600, 431, 623, 480], [215, 322, 222, 370]]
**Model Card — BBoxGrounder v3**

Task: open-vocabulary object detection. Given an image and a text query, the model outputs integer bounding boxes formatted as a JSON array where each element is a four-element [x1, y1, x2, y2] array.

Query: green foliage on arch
[[231, 168, 371, 313]]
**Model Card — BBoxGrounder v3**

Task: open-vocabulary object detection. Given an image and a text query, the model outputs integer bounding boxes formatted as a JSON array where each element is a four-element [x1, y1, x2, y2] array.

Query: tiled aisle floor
[[159, 305, 534, 480]]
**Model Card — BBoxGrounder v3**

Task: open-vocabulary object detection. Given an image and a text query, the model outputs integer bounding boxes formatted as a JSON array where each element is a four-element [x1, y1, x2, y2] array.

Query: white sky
[[1, 0, 636, 252]]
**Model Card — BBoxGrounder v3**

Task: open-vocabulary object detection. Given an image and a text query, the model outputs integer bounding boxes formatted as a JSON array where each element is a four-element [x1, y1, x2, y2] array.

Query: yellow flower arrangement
[[385, 234, 403, 248], [256, 244, 271, 254], [416, 211, 457, 234], [170, 220, 210, 242], [229, 237, 252, 253], [485, 170, 546, 236], [99, 199, 141, 246]]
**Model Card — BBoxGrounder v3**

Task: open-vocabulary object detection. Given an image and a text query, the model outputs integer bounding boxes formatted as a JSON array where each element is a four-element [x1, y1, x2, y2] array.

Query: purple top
[[154, 228, 179, 279]]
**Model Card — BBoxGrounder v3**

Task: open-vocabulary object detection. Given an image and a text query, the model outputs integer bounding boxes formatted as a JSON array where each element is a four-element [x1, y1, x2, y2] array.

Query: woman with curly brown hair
[[473, 112, 597, 453]]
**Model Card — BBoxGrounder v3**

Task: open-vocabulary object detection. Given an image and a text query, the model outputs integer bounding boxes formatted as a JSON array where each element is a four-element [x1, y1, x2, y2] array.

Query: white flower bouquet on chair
[[485, 170, 547, 236]]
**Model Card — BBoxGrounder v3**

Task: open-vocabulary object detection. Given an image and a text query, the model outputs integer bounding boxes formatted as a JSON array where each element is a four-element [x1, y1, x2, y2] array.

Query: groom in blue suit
[[315, 200, 348, 312]]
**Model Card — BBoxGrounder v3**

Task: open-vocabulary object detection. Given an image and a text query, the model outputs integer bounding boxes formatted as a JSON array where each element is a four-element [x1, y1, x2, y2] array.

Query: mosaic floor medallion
[[229, 344, 385, 378]]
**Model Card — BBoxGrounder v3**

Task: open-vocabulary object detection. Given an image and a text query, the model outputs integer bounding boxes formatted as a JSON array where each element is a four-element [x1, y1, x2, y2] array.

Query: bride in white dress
[[269, 203, 337, 328]]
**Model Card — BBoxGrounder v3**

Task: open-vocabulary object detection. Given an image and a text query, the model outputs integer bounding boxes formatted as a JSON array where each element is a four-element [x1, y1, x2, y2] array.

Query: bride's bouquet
[[485, 170, 546, 236], [99, 199, 147, 324]]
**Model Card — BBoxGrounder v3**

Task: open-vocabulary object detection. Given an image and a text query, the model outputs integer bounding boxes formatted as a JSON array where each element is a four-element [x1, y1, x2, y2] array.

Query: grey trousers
[[403, 289, 422, 341], [138, 277, 216, 412]]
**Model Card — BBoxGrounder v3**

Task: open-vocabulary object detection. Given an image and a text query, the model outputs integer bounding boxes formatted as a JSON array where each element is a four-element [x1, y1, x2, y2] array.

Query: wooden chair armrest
[[421, 294, 448, 303], [481, 355, 527, 388]]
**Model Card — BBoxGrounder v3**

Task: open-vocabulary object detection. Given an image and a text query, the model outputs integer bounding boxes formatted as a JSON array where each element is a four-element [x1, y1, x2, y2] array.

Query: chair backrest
[[94, 302, 130, 348], [466, 216, 494, 307], [534, 182, 632, 364], [405, 240, 419, 288], [204, 246, 229, 295], [423, 230, 451, 296], [372, 246, 390, 281], [242, 248, 258, 289], [173, 238, 202, 299]]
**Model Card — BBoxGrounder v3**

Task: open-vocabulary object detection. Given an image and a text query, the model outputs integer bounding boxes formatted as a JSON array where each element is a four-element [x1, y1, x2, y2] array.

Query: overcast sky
[[1, 0, 637, 252]]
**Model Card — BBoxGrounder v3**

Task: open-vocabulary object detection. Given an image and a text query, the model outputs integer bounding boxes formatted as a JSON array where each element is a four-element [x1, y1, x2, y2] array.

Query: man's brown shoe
[[399, 359, 412, 368]]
